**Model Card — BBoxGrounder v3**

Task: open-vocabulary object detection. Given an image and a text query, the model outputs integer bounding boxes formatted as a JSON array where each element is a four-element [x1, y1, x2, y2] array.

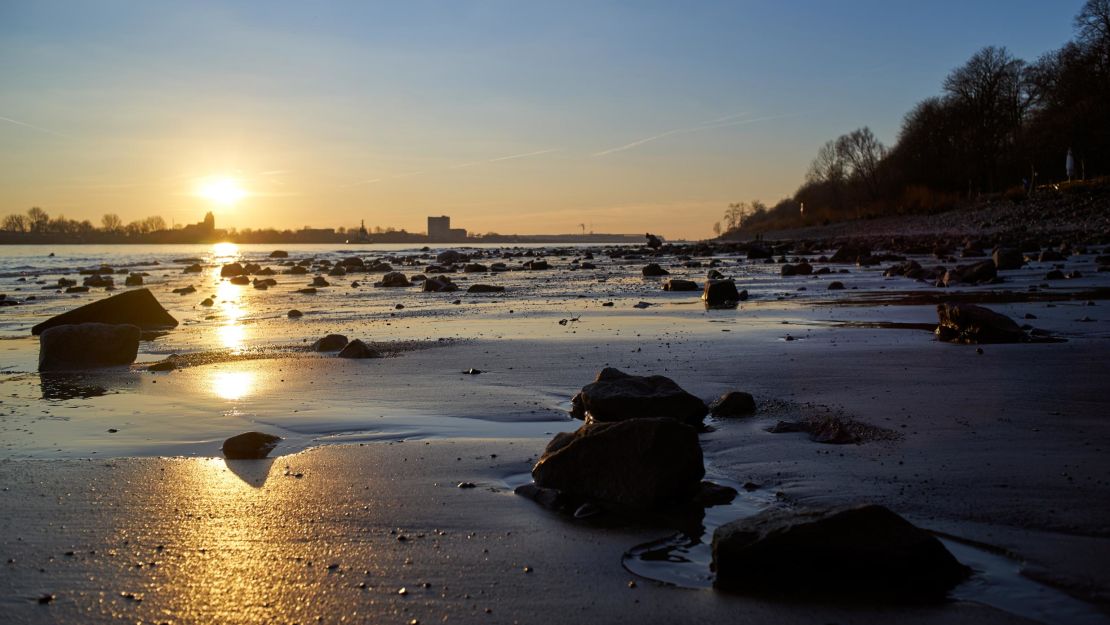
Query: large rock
[[31, 288, 178, 336], [702, 279, 747, 307], [38, 323, 141, 371], [222, 432, 281, 459], [377, 271, 411, 287], [220, 262, 246, 277], [992, 248, 1023, 270], [941, 260, 997, 286], [436, 250, 466, 264], [663, 278, 698, 292], [532, 418, 704, 511], [570, 368, 707, 428], [935, 302, 1026, 344], [642, 263, 669, 277], [708, 391, 756, 417], [422, 275, 458, 292], [338, 339, 379, 359], [712, 504, 968, 598], [830, 244, 871, 263], [312, 334, 349, 351], [781, 262, 812, 276]]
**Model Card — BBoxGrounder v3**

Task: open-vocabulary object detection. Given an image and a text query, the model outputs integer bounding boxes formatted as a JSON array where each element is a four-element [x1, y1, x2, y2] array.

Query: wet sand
[[2, 242, 1109, 623]]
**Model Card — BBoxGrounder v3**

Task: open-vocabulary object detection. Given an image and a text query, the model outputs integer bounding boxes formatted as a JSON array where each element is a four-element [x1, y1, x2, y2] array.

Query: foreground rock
[[377, 271, 411, 287], [31, 288, 178, 336], [221, 432, 282, 459], [935, 302, 1026, 344], [570, 368, 707, 428], [712, 504, 968, 598], [663, 278, 698, 292], [39, 323, 141, 371], [312, 334, 349, 351], [708, 391, 756, 417], [422, 275, 458, 292], [532, 418, 704, 511], [338, 339, 379, 358], [702, 279, 747, 307], [941, 260, 997, 286]]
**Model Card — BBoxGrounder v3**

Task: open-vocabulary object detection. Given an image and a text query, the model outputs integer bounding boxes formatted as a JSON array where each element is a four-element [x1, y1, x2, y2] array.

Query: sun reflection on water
[[211, 241, 240, 262], [214, 276, 248, 352], [210, 370, 256, 401]]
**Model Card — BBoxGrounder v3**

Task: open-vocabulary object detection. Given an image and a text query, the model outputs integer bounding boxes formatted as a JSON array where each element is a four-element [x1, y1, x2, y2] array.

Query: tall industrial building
[[427, 215, 467, 242]]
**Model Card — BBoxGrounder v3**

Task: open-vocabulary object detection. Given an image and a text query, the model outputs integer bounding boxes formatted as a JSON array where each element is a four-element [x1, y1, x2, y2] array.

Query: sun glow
[[210, 370, 256, 401], [197, 176, 248, 207]]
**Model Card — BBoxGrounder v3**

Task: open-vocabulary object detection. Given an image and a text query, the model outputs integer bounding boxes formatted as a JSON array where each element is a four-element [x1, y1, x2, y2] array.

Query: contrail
[[449, 148, 560, 170], [592, 112, 800, 157], [0, 115, 69, 138]]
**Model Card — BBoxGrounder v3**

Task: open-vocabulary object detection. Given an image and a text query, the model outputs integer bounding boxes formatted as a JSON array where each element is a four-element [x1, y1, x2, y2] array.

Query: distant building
[[427, 215, 467, 242]]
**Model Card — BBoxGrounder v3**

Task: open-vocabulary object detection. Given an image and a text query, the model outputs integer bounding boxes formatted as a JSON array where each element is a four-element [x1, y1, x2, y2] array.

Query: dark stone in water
[[663, 279, 698, 292], [702, 279, 746, 307], [39, 323, 141, 371], [642, 263, 669, 277], [31, 288, 178, 336], [570, 367, 707, 428], [712, 504, 968, 598], [222, 431, 281, 459], [708, 391, 756, 417], [935, 302, 1026, 344], [532, 417, 704, 511]]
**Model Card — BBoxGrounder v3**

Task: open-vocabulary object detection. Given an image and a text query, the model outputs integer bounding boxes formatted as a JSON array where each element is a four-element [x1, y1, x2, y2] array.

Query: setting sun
[[196, 176, 248, 207]]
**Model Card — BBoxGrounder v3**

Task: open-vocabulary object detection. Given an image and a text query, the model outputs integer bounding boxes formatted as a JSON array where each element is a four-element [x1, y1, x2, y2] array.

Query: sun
[[197, 176, 248, 207]]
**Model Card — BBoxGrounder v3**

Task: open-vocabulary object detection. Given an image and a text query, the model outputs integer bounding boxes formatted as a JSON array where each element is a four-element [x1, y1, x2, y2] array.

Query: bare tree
[[1076, 0, 1110, 71], [2, 214, 28, 232], [712, 221, 721, 237], [835, 127, 887, 199], [806, 140, 846, 186], [101, 214, 122, 232], [26, 207, 49, 233], [141, 216, 166, 233]]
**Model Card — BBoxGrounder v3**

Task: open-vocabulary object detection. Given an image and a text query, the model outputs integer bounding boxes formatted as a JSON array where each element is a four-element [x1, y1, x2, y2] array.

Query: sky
[[0, 1, 1085, 240]]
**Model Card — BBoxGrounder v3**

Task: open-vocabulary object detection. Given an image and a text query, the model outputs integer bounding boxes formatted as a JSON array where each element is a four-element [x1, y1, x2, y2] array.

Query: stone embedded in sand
[[524, 260, 549, 270], [38, 323, 141, 371], [702, 279, 747, 307], [941, 260, 997, 286], [183, 263, 203, 273], [287, 309, 304, 318], [31, 288, 178, 336], [467, 284, 504, 293], [992, 247, 1023, 270], [781, 262, 812, 276], [311, 276, 330, 287], [827, 280, 845, 290], [463, 263, 488, 273], [641, 263, 669, 277], [708, 391, 756, 417], [124, 274, 143, 287], [173, 285, 196, 295], [570, 367, 707, 428], [422, 275, 458, 292], [222, 431, 282, 459], [312, 334, 349, 351], [532, 418, 704, 511], [338, 339, 379, 359], [712, 504, 968, 598], [663, 278, 698, 291], [935, 302, 1026, 344]]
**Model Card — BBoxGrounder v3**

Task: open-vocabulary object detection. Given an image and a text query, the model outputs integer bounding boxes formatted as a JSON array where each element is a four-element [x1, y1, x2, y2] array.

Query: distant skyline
[[0, 1, 1083, 240]]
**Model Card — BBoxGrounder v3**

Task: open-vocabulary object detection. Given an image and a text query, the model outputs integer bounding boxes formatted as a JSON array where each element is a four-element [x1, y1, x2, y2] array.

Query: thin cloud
[[592, 112, 800, 157], [0, 115, 69, 138]]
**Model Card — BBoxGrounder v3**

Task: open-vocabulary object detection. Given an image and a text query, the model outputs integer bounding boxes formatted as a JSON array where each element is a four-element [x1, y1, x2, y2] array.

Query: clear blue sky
[[0, 1, 1084, 238]]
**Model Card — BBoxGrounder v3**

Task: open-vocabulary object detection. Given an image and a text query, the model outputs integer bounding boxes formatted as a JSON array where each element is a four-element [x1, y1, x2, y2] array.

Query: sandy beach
[[1, 240, 1109, 624]]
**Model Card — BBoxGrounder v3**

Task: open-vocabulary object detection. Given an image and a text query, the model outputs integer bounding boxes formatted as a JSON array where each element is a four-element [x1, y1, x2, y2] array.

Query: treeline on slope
[[723, 0, 1110, 236]]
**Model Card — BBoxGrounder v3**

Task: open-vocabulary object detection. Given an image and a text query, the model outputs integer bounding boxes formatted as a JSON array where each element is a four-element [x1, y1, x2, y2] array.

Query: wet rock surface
[[935, 302, 1026, 344], [31, 288, 178, 336], [570, 368, 707, 428], [38, 323, 142, 371], [221, 431, 282, 459], [712, 504, 969, 598]]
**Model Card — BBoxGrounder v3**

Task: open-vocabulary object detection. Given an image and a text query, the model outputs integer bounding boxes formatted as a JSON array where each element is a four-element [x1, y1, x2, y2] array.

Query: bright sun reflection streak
[[211, 370, 255, 401], [215, 271, 248, 352], [212, 242, 239, 260]]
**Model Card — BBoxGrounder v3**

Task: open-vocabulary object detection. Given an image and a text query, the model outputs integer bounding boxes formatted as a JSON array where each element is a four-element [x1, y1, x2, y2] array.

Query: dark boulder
[[172, 285, 197, 295], [269, 250, 289, 258], [708, 391, 756, 417], [377, 272, 411, 287], [746, 246, 773, 260], [941, 260, 997, 286], [712, 504, 968, 598], [463, 263, 488, 273], [436, 250, 466, 264], [312, 334, 349, 351], [38, 323, 141, 371], [31, 288, 178, 336], [663, 279, 698, 292], [992, 248, 1023, 270], [702, 279, 747, 307], [645, 233, 663, 249], [422, 276, 458, 292], [311, 276, 330, 287], [229, 275, 250, 285], [935, 302, 1026, 344], [287, 309, 303, 318], [570, 367, 707, 428], [124, 274, 143, 287], [338, 339, 379, 359], [220, 263, 246, 277], [183, 263, 203, 273], [532, 418, 704, 511], [467, 284, 505, 293], [781, 262, 812, 276], [222, 432, 282, 459], [524, 260, 550, 270], [642, 263, 669, 277], [827, 281, 845, 290], [829, 244, 871, 263]]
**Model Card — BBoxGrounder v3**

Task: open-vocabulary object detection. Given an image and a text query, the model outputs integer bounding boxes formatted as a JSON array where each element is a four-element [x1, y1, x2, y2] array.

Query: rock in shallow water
[[935, 302, 1026, 344], [712, 504, 968, 598], [532, 417, 704, 511], [702, 279, 747, 307], [38, 323, 141, 371], [222, 431, 282, 459], [570, 367, 707, 427], [708, 391, 756, 417], [31, 288, 178, 336]]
